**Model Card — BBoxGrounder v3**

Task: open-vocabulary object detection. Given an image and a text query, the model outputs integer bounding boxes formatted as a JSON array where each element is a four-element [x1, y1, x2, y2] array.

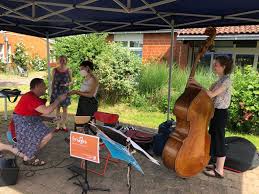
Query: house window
[[0, 44, 4, 62], [129, 41, 142, 58], [235, 40, 257, 48], [115, 41, 128, 47], [198, 52, 211, 69], [214, 53, 233, 59], [130, 49, 143, 58], [114, 34, 143, 59], [236, 54, 254, 67], [115, 40, 143, 58], [130, 41, 142, 48], [214, 41, 233, 48]]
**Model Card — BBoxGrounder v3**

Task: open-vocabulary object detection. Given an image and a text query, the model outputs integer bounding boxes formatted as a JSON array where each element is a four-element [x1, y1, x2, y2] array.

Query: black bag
[[223, 137, 258, 172], [153, 119, 176, 156], [158, 119, 176, 135], [153, 133, 169, 156], [0, 89, 21, 103], [0, 158, 19, 186]]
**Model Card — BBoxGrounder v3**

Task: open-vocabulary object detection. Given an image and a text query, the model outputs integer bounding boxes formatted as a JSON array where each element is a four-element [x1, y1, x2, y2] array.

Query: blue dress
[[50, 68, 71, 107]]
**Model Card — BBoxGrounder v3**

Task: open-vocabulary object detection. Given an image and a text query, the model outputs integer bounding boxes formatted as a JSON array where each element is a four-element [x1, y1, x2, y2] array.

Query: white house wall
[[114, 34, 143, 44]]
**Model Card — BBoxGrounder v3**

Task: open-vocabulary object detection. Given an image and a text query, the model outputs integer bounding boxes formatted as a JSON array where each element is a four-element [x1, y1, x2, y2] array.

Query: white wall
[[114, 33, 143, 43]]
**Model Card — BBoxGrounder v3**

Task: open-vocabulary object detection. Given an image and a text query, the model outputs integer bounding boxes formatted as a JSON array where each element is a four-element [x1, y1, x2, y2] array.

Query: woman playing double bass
[[162, 27, 217, 178], [189, 55, 233, 178]]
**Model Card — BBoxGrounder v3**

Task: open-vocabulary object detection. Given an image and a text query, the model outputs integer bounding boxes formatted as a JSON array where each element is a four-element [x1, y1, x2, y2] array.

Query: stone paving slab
[[0, 115, 258, 194]]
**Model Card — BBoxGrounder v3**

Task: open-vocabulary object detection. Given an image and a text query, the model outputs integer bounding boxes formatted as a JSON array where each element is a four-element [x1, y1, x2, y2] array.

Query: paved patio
[[0, 114, 258, 194]]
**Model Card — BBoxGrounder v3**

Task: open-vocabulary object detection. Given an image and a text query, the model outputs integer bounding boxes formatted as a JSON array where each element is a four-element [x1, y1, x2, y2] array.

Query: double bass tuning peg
[[205, 27, 216, 36]]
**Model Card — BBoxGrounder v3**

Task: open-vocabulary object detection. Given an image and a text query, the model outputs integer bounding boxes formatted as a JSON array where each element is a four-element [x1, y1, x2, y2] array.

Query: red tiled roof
[[179, 25, 259, 35]]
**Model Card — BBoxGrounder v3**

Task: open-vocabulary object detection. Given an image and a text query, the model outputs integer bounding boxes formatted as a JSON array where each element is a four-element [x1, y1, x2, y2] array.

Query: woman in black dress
[[69, 60, 99, 116]]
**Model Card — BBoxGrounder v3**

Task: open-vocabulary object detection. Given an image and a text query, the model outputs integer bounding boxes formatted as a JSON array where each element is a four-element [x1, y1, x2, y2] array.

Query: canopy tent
[[1, 0, 259, 118], [1, 0, 259, 37]]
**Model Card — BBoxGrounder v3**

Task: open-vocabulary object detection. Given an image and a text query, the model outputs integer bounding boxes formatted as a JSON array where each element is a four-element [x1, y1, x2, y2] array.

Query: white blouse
[[80, 77, 98, 97]]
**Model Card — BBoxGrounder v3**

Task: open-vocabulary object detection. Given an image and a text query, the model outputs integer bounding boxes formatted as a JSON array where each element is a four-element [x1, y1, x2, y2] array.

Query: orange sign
[[70, 132, 100, 163]]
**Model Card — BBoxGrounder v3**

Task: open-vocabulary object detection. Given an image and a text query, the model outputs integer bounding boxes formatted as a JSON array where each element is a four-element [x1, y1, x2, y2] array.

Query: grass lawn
[[68, 101, 167, 130]]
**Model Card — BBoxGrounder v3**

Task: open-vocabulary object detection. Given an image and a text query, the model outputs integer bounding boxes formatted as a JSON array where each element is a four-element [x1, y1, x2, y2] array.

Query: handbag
[[0, 89, 21, 103], [0, 158, 19, 186]]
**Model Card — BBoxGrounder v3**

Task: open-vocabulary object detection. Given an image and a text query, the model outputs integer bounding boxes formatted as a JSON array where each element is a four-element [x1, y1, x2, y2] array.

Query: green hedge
[[228, 66, 259, 134], [53, 34, 141, 103]]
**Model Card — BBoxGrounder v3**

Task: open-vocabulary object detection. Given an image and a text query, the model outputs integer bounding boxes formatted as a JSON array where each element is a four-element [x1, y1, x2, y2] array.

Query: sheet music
[[96, 129, 144, 174]]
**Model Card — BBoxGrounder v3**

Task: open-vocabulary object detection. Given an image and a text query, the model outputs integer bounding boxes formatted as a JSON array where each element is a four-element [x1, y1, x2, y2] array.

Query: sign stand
[[73, 160, 110, 193], [69, 124, 110, 194]]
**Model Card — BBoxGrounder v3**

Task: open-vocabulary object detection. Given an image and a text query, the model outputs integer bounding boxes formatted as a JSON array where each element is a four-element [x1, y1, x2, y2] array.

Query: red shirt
[[14, 91, 46, 116]]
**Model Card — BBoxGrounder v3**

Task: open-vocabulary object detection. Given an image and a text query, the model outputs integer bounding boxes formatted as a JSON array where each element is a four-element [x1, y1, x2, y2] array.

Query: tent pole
[[167, 20, 175, 120], [46, 33, 51, 98]]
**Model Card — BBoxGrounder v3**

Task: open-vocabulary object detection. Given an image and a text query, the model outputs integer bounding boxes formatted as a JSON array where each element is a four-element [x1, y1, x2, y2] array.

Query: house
[[0, 31, 48, 68], [2, 25, 259, 71], [107, 31, 188, 68], [178, 25, 259, 71], [107, 25, 259, 71]]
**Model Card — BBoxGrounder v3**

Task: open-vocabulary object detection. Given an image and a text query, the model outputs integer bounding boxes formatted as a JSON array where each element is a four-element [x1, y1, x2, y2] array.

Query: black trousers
[[76, 96, 98, 116], [209, 108, 228, 157]]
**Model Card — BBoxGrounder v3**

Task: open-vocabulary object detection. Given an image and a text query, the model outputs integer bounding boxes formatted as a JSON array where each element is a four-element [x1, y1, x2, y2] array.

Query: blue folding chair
[[6, 131, 16, 145]]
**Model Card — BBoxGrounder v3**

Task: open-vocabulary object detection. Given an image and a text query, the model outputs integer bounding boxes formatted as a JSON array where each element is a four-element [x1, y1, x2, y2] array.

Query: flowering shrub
[[228, 66, 259, 134]]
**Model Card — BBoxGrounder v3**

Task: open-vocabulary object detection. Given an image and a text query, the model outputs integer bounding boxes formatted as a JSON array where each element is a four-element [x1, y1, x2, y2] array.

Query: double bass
[[162, 27, 216, 178]]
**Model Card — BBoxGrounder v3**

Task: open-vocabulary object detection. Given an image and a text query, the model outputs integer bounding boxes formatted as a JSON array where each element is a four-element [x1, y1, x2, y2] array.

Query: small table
[[0, 93, 22, 121]]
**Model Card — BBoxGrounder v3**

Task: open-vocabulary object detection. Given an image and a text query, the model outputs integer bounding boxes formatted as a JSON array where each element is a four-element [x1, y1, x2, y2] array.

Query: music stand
[[68, 116, 110, 194], [89, 123, 160, 194], [91, 124, 145, 194]]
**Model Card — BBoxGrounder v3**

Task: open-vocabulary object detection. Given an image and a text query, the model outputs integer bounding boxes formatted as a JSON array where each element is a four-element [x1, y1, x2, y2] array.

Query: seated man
[[0, 78, 66, 166]]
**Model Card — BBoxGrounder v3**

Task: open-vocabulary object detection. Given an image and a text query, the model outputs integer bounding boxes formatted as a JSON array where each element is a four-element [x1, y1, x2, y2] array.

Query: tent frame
[[1, 0, 259, 119], [1, 1, 258, 37]]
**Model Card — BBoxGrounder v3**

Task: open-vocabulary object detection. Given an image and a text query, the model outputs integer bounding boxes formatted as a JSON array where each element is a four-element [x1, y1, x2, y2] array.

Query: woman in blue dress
[[51, 55, 72, 132]]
